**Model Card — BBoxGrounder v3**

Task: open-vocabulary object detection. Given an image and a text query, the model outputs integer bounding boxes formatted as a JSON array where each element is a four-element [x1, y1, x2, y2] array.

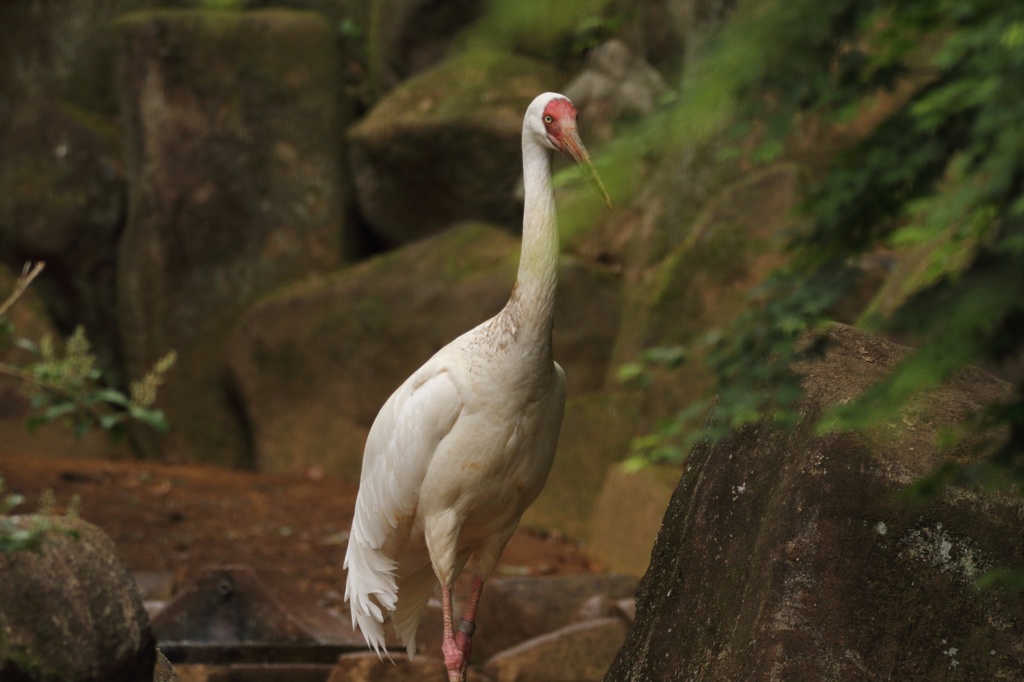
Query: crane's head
[[528, 92, 613, 211]]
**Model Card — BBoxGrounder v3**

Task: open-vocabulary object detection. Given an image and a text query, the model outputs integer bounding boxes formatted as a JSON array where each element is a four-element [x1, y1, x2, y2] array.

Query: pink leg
[[440, 584, 464, 682], [454, 574, 484, 664]]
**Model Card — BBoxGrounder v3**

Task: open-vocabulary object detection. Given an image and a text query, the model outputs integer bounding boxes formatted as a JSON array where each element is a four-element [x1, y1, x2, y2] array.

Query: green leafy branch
[[0, 262, 175, 439], [0, 476, 80, 555]]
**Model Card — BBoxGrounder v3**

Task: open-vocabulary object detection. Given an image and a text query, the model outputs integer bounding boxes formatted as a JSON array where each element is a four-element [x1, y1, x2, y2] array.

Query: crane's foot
[[442, 631, 467, 682], [441, 578, 481, 681]]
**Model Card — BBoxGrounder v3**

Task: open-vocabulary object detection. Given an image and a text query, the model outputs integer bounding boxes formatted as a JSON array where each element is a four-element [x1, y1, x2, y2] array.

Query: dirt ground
[[0, 454, 598, 614]]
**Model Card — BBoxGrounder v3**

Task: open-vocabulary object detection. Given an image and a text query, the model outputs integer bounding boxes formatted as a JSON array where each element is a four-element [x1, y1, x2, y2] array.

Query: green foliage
[[617, 0, 1024, 490], [616, 345, 688, 389], [14, 327, 176, 439], [0, 263, 175, 440], [0, 476, 80, 555]]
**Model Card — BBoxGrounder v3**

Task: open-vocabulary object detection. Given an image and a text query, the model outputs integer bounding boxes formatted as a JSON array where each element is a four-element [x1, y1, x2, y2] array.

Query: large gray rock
[[410, 573, 638, 669], [154, 651, 178, 682], [612, 1, 686, 76], [366, 0, 485, 96], [115, 10, 347, 464], [329, 653, 490, 682], [484, 617, 628, 682], [0, 0, 134, 124], [472, 574, 638, 662], [227, 222, 620, 477], [670, 0, 738, 81], [588, 463, 678, 577], [521, 392, 639, 540], [0, 99, 126, 383], [611, 161, 800, 370], [0, 515, 157, 681], [608, 162, 801, 441], [605, 324, 1024, 680], [150, 565, 360, 647], [347, 49, 558, 246], [563, 39, 670, 145]]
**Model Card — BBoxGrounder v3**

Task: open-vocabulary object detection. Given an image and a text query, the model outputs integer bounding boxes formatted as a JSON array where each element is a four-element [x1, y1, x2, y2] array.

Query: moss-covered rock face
[[0, 99, 126, 384], [115, 9, 349, 465], [614, 162, 799, 364], [227, 222, 620, 477], [607, 162, 800, 438], [606, 324, 1024, 681], [522, 393, 639, 540], [588, 462, 678, 577], [0, 0, 143, 124], [348, 49, 559, 246], [0, 516, 156, 682], [366, 0, 485, 97]]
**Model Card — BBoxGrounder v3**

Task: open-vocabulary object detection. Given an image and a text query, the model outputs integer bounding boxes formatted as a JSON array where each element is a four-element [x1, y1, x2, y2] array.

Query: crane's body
[[345, 303, 566, 652], [344, 92, 611, 682]]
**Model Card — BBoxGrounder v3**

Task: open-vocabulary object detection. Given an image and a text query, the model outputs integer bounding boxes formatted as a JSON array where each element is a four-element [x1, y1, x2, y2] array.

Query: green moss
[[351, 295, 387, 336], [116, 9, 336, 113], [357, 47, 559, 127], [0, 637, 45, 679], [0, 156, 82, 221], [439, 223, 518, 284]]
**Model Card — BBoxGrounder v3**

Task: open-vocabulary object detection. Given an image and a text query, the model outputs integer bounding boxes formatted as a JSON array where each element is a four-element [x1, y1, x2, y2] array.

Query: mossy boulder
[[348, 48, 559, 246], [366, 0, 485, 96], [609, 162, 800, 438], [0, 99, 126, 383], [588, 462, 679, 577], [606, 324, 1024, 680], [472, 573, 639, 663], [522, 392, 639, 540], [115, 9, 348, 464], [483, 617, 628, 682], [611, 161, 799, 368], [0, 515, 157, 681], [0, 0, 140, 122], [227, 222, 620, 477]]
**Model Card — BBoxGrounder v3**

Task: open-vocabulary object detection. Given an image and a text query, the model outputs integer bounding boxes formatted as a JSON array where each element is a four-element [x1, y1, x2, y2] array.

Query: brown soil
[[0, 454, 597, 613]]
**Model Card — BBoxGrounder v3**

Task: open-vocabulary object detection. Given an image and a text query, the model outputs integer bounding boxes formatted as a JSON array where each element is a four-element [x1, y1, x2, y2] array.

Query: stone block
[[115, 10, 347, 464], [348, 49, 557, 245], [606, 325, 1024, 680], [228, 224, 619, 476], [0, 516, 156, 681], [484, 617, 627, 682], [151, 565, 360, 650], [473, 573, 636, 661], [588, 463, 678, 577], [522, 392, 637, 540]]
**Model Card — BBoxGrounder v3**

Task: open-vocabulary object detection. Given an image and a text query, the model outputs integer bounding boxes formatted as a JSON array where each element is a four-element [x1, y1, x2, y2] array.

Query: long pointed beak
[[562, 128, 614, 212]]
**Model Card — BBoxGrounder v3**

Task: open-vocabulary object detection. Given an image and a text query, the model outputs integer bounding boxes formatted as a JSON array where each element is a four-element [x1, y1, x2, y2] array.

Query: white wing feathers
[[344, 366, 462, 656]]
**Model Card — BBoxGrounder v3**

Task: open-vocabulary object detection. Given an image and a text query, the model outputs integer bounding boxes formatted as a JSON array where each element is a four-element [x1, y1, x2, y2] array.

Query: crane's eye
[[544, 115, 553, 124]]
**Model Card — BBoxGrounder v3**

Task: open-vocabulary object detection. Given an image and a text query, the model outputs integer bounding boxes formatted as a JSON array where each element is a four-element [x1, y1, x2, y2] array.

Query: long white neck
[[504, 134, 559, 343]]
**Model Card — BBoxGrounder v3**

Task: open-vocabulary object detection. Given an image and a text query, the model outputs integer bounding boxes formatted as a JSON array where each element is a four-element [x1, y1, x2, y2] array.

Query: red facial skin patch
[[542, 98, 578, 149]]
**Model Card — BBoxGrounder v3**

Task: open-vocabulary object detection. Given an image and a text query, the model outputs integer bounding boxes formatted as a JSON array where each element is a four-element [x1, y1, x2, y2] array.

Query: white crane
[[344, 91, 612, 682]]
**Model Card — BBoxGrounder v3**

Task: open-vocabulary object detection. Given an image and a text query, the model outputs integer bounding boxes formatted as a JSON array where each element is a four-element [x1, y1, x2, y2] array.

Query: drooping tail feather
[[344, 534, 398, 657]]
